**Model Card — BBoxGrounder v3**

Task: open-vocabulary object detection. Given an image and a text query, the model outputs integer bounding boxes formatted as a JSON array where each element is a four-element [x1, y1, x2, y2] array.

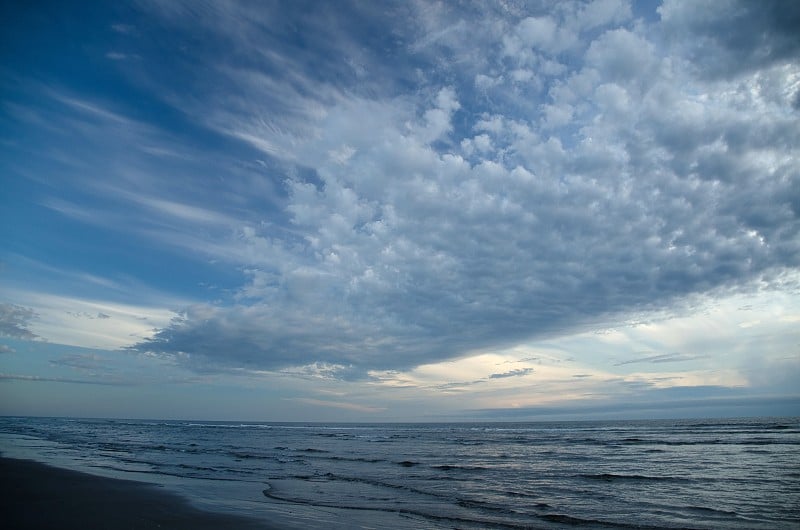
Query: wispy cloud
[[489, 368, 535, 379], [472, 390, 800, 421], [110, 23, 135, 34], [0, 373, 135, 386], [0, 289, 179, 349], [614, 352, 707, 367], [286, 397, 386, 414]]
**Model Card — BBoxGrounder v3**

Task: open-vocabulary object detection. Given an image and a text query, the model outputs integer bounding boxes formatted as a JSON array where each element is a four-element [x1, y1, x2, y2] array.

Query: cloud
[[489, 368, 535, 379], [0, 373, 134, 386], [125, 0, 800, 376], [0, 304, 38, 340], [9, 1, 796, 384], [658, 0, 800, 79], [285, 397, 386, 414], [585, 28, 654, 82], [49, 353, 109, 373], [0, 289, 179, 350], [4, 84, 285, 270], [67, 312, 112, 320], [105, 52, 131, 61], [574, 0, 632, 31], [473, 390, 800, 420], [111, 23, 135, 34], [614, 352, 707, 366]]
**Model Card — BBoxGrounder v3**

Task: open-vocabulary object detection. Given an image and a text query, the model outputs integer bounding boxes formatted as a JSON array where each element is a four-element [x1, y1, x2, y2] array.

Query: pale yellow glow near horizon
[[362, 278, 799, 411]]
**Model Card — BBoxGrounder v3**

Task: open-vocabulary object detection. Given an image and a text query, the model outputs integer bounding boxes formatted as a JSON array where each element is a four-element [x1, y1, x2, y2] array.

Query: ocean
[[0, 416, 798, 529]]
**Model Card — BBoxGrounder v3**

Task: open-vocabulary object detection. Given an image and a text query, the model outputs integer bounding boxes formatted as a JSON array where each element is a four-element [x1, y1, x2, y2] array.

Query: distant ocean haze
[[1, 417, 798, 529]]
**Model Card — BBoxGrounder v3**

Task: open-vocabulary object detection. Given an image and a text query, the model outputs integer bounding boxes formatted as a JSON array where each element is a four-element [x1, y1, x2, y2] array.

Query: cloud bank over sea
[[1, 0, 798, 420]]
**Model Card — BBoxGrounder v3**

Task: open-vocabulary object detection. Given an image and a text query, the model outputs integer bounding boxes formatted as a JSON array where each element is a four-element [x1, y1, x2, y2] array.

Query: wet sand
[[0, 457, 277, 529]]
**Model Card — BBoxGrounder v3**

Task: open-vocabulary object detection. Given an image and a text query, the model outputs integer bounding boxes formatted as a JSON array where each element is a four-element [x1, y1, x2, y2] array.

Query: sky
[[1, 0, 799, 422]]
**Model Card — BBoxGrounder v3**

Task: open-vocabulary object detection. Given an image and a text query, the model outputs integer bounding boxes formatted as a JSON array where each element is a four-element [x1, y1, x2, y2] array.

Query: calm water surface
[[1, 416, 798, 529]]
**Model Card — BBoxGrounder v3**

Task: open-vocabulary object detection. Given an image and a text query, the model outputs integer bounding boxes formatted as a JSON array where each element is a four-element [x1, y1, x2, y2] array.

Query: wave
[[227, 450, 278, 461], [684, 505, 739, 517], [262, 471, 613, 529], [540, 513, 618, 526], [177, 463, 218, 472], [182, 422, 275, 429], [86, 463, 244, 482], [432, 464, 488, 471], [320, 472, 447, 500], [538, 513, 675, 529], [612, 438, 798, 447], [580, 473, 690, 483], [262, 481, 542, 530], [329, 455, 384, 464]]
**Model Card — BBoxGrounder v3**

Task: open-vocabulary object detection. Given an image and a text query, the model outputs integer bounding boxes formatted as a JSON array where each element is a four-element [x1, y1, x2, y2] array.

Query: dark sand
[[0, 457, 277, 529]]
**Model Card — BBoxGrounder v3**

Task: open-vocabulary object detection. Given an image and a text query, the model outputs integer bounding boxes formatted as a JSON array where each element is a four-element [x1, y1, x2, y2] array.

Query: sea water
[[0, 416, 798, 529]]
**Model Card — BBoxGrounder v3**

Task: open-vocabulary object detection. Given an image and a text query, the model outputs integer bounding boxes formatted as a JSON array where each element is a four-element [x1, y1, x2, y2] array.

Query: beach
[[0, 457, 274, 529]]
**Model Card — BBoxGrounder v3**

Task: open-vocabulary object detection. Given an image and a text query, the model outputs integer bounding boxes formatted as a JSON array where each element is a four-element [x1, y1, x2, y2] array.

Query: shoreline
[[0, 456, 279, 529]]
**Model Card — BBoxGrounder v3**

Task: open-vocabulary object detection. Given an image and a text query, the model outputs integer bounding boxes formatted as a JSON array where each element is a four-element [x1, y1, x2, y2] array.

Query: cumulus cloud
[[78, 1, 799, 376], [585, 28, 654, 82]]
